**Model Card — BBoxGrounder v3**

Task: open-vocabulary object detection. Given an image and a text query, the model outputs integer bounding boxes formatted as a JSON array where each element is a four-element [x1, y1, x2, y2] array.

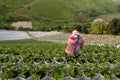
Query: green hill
[[0, 0, 119, 31], [0, 0, 119, 19]]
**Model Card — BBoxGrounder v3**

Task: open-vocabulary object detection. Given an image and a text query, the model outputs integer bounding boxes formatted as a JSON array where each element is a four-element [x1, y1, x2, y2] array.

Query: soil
[[0, 30, 120, 45]]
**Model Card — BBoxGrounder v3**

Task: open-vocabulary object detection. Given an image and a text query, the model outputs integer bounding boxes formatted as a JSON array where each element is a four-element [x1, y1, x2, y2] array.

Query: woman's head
[[75, 25, 82, 32]]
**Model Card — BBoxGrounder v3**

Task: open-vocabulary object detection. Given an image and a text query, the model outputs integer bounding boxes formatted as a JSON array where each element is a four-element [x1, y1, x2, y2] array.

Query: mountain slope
[[0, 0, 119, 20], [0, 0, 119, 31], [22, 0, 119, 20]]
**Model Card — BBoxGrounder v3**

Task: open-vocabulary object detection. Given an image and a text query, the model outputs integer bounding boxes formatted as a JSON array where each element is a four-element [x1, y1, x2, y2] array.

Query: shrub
[[0, 5, 10, 14], [61, 22, 76, 32], [90, 21, 107, 34], [18, 26, 33, 31], [0, 22, 15, 30], [4, 13, 30, 23], [107, 18, 120, 35], [81, 22, 91, 34]]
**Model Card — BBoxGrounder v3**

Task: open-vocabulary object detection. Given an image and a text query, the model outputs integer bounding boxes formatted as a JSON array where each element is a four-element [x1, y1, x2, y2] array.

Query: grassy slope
[[0, 0, 34, 11], [0, 0, 119, 31], [22, 0, 75, 19], [23, 0, 118, 20], [0, 0, 118, 19], [0, 0, 35, 16]]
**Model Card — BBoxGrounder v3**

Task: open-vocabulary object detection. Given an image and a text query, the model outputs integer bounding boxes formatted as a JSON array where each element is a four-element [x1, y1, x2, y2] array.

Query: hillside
[[0, 0, 119, 31], [0, 0, 119, 19]]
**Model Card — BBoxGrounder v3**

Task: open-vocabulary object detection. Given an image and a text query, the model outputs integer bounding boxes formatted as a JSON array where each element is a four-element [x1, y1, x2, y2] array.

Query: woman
[[65, 25, 85, 62]]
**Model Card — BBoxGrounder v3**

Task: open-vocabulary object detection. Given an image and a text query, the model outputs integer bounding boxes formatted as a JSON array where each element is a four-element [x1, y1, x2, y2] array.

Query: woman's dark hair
[[75, 25, 82, 32]]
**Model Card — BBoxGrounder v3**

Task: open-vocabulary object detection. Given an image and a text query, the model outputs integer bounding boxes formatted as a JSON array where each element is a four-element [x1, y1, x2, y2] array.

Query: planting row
[[0, 40, 120, 79]]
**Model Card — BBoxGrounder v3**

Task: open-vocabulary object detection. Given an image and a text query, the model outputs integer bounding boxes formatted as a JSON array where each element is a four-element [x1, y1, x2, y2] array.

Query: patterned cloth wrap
[[65, 32, 85, 55]]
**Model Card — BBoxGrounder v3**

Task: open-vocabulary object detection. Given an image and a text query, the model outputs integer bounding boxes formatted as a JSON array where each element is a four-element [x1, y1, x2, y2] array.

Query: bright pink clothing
[[70, 35, 77, 44], [65, 34, 85, 55]]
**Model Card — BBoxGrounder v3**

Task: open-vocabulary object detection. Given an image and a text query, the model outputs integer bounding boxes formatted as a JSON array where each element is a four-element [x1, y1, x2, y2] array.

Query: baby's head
[[72, 30, 77, 38], [72, 30, 77, 35]]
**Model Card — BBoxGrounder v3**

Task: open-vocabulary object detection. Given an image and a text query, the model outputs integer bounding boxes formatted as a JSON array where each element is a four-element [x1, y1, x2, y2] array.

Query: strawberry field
[[0, 40, 120, 80]]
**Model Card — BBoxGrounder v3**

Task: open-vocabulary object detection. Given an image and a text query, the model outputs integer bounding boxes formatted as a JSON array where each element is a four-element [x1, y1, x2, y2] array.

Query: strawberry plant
[[0, 40, 119, 79]]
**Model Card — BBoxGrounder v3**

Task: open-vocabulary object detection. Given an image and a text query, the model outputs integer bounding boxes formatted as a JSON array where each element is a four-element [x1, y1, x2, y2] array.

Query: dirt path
[[27, 31, 120, 45], [0, 30, 62, 41], [0, 30, 120, 45], [37, 33, 120, 45], [0, 30, 31, 41]]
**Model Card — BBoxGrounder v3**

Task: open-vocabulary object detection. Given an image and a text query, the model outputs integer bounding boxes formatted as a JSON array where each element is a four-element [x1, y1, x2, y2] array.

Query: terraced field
[[0, 40, 120, 80]]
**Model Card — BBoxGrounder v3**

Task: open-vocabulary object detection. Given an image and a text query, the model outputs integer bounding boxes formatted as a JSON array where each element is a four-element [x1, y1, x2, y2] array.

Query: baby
[[72, 30, 78, 38], [70, 30, 78, 44]]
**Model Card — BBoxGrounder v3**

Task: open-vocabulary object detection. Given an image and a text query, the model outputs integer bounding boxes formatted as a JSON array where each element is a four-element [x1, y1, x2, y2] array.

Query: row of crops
[[0, 40, 120, 80]]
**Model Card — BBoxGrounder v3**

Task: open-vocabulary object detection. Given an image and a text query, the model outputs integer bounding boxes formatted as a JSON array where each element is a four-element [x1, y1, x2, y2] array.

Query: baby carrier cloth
[[73, 35, 81, 54]]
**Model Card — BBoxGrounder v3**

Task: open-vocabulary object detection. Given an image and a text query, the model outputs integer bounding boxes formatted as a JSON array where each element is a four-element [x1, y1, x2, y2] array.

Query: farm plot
[[0, 40, 120, 80]]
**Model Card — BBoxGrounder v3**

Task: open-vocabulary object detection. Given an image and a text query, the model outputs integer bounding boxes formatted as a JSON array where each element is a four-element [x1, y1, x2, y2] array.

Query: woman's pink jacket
[[65, 34, 85, 55]]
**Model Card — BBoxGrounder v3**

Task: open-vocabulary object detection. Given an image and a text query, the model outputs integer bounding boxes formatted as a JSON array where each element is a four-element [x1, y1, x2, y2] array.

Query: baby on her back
[[70, 30, 79, 44]]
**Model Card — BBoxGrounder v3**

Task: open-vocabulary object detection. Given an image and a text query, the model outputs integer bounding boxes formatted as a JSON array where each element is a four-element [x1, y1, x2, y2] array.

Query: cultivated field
[[0, 31, 120, 80]]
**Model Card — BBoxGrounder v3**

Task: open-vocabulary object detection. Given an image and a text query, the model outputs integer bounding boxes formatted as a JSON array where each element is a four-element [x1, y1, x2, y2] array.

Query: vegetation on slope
[[0, 0, 119, 34]]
